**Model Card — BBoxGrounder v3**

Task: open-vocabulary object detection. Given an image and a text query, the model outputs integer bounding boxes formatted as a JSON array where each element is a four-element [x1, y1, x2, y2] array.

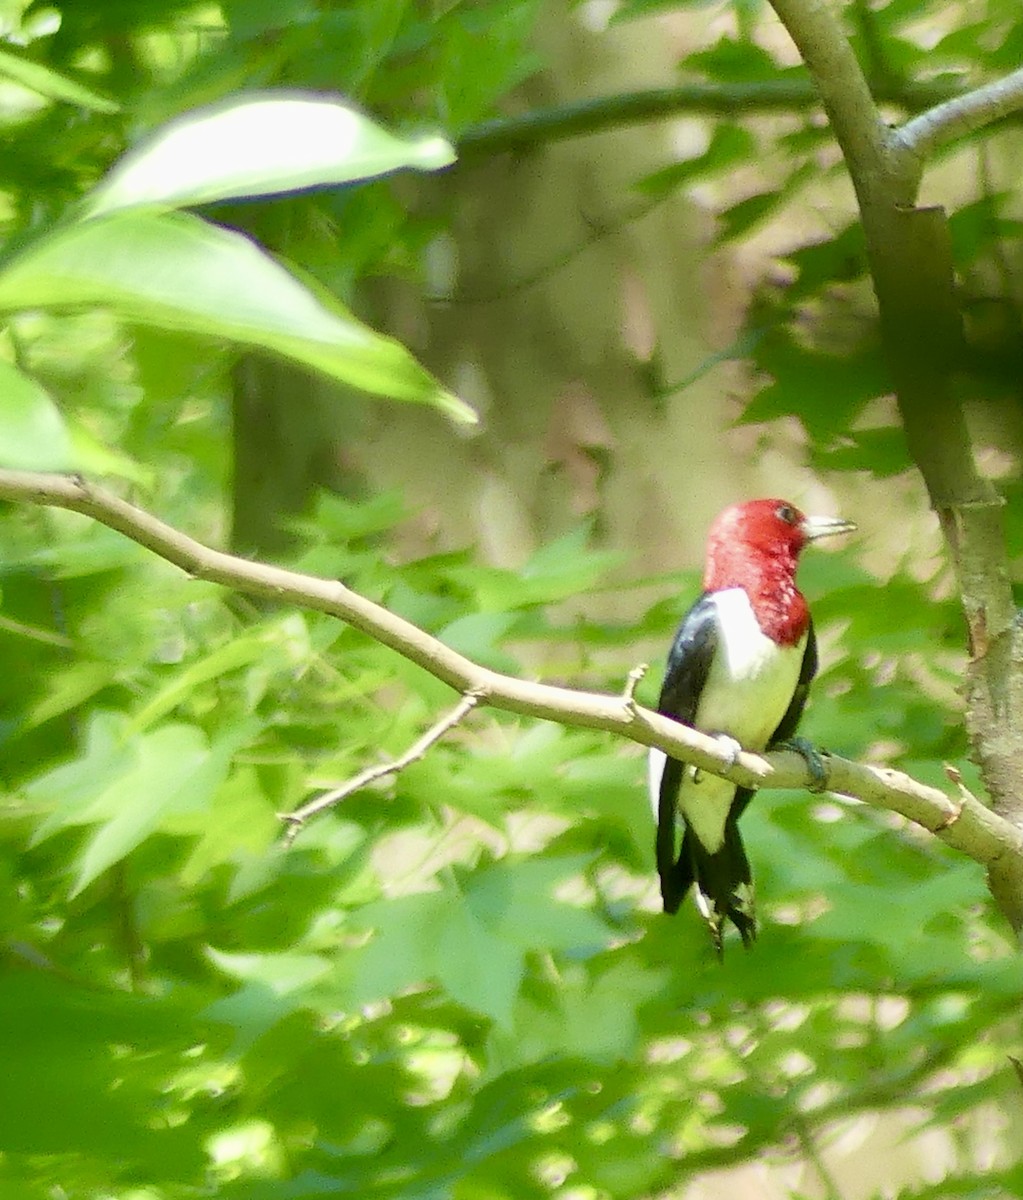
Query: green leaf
[[84, 91, 454, 217], [20, 660, 120, 730], [949, 195, 1023, 265], [635, 124, 756, 198], [436, 611, 521, 672], [559, 960, 668, 1060], [351, 860, 611, 1028], [465, 858, 615, 953], [0, 210, 475, 421], [25, 711, 137, 833], [66, 419, 151, 483], [0, 359, 145, 477], [717, 190, 784, 241], [492, 526, 622, 609], [0, 358, 76, 470], [716, 162, 816, 243], [125, 627, 286, 734], [176, 766, 290, 887], [0, 972, 202, 1167], [686, 35, 785, 82], [0, 47, 119, 113], [434, 897, 525, 1028], [25, 712, 242, 895], [207, 947, 334, 995], [813, 427, 913, 478], [350, 891, 449, 1003], [741, 330, 888, 439], [784, 222, 868, 296], [70, 723, 232, 896]]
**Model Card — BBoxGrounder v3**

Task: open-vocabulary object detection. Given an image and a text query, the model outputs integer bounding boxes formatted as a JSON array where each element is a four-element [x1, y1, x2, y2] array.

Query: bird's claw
[[715, 734, 743, 769], [778, 736, 829, 793], [693, 734, 742, 785]]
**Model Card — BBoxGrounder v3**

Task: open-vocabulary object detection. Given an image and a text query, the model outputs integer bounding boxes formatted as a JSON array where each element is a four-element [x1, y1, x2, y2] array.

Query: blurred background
[[0, 0, 1022, 1197]]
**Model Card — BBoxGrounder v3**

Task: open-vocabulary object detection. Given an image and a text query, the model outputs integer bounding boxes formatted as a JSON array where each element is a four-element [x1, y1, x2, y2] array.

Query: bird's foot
[[693, 888, 725, 958], [693, 734, 742, 785], [715, 734, 743, 769], [777, 736, 829, 793]]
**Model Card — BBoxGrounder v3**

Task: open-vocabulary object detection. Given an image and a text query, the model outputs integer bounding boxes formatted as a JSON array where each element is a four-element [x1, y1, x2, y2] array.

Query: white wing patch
[[648, 588, 807, 854]]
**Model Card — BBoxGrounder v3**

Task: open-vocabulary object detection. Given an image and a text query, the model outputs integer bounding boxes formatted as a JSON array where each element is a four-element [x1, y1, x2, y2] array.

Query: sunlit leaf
[[84, 91, 454, 217], [70, 723, 232, 895], [25, 713, 244, 895], [207, 947, 334, 995], [0, 210, 475, 421], [0, 358, 76, 470], [67, 419, 151, 483], [0, 47, 119, 113]]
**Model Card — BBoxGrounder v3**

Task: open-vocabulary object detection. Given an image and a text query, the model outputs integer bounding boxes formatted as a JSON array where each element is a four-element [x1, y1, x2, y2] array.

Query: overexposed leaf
[[85, 91, 454, 216]]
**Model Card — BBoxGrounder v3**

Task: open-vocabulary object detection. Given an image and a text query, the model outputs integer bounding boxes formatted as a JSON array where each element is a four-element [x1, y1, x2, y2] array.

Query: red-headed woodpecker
[[649, 499, 855, 951]]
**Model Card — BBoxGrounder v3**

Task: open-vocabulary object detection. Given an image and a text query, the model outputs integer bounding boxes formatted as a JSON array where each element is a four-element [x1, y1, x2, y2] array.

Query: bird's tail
[[670, 813, 757, 952]]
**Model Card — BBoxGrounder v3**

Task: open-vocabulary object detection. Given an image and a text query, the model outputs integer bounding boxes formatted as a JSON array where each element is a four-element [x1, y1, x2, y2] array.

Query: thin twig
[[280, 690, 483, 844], [0, 612, 73, 648], [0, 468, 1021, 915], [895, 67, 1023, 165], [621, 663, 647, 713], [111, 860, 147, 992]]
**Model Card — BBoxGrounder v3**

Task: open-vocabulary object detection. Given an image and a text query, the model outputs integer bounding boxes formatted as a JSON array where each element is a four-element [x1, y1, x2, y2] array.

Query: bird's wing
[[653, 594, 719, 911], [657, 593, 719, 722], [767, 617, 818, 746]]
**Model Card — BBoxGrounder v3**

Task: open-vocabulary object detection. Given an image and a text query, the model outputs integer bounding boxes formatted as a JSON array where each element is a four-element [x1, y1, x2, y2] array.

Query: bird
[[649, 498, 855, 951]]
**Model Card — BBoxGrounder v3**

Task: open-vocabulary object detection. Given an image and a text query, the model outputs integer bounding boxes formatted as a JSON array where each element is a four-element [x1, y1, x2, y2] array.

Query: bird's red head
[[703, 499, 854, 643]]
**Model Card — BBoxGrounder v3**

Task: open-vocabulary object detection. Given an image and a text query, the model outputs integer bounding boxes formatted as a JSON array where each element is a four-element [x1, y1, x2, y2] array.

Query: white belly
[[648, 588, 806, 853]]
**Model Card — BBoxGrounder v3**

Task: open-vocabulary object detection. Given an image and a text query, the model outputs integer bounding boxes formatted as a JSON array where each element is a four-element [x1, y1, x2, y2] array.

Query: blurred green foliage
[[0, 0, 1022, 1198]]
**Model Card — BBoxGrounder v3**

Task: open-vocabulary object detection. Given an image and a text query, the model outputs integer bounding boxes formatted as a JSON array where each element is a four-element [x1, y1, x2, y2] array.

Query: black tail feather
[[664, 803, 757, 951]]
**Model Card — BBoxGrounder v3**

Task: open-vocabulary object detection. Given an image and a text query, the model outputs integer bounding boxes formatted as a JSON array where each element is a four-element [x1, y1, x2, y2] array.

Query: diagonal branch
[[1, 468, 1022, 931]]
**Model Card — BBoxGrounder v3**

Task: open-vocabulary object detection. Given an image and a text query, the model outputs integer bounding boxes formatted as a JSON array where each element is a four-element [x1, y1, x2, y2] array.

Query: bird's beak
[[801, 514, 857, 542]]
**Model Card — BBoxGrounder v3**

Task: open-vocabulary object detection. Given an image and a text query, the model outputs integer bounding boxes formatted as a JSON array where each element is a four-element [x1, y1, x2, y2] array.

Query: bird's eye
[[776, 504, 797, 525]]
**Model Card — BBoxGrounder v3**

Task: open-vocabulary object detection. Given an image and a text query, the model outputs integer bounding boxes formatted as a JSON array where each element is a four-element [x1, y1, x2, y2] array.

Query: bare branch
[[1, 468, 1022, 926], [457, 77, 960, 157], [896, 67, 1023, 164], [281, 690, 483, 844], [621, 663, 647, 712]]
